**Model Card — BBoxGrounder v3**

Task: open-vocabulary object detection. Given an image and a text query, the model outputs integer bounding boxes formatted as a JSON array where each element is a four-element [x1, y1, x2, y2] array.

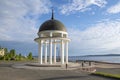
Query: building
[[0, 48, 5, 56], [34, 10, 70, 65]]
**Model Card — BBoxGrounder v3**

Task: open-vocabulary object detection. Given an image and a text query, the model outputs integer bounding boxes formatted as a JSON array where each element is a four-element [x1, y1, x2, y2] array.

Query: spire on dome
[[51, 8, 54, 20]]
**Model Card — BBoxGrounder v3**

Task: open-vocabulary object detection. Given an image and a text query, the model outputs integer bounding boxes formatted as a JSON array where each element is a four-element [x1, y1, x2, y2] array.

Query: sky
[[0, 0, 120, 56]]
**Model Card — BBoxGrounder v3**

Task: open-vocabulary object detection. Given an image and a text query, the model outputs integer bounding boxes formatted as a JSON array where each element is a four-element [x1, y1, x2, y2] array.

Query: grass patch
[[92, 72, 120, 79]]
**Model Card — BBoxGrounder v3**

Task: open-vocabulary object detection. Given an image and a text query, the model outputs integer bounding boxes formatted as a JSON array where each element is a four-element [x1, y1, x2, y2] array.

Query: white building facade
[[0, 48, 5, 56], [34, 11, 70, 65]]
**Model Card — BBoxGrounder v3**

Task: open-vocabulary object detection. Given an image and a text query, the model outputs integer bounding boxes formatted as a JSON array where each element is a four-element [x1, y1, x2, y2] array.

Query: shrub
[[27, 52, 33, 60]]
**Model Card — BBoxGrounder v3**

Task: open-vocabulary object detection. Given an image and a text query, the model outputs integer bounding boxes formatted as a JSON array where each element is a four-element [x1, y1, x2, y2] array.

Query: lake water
[[34, 56, 120, 63], [69, 56, 120, 63]]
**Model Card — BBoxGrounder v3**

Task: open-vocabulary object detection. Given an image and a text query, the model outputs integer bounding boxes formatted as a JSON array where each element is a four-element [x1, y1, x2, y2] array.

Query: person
[[82, 62, 84, 67], [66, 63, 68, 69], [89, 61, 92, 66]]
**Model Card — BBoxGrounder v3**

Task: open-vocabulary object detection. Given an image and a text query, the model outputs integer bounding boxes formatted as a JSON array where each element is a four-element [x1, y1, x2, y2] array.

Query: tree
[[9, 49, 16, 58], [4, 48, 8, 54], [18, 53, 22, 60], [0, 55, 3, 60], [27, 52, 33, 60], [4, 53, 10, 60], [9, 49, 16, 60]]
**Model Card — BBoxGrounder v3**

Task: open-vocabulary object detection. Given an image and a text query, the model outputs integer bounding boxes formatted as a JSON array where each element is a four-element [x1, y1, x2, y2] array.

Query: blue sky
[[0, 0, 120, 56]]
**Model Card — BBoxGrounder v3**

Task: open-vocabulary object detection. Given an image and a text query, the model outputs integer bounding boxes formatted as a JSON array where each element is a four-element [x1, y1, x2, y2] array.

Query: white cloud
[[60, 0, 107, 14], [107, 2, 120, 14], [0, 0, 52, 42], [1, 0, 120, 56], [68, 19, 120, 55]]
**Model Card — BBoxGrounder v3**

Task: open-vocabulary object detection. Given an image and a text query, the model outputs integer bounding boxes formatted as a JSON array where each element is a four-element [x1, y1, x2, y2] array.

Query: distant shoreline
[[1, 59, 120, 65], [76, 60, 120, 64]]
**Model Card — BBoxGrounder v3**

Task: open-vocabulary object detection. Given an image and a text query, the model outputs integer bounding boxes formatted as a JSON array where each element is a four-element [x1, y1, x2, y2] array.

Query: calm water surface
[[69, 56, 120, 63], [34, 56, 120, 63]]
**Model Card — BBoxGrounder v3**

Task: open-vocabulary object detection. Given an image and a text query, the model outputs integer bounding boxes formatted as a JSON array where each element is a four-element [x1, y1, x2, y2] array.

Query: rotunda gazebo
[[34, 10, 70, 65]]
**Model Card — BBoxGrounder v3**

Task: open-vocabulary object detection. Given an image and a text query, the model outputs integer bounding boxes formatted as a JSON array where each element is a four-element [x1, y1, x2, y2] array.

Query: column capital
[[50, 32, 53, 37]]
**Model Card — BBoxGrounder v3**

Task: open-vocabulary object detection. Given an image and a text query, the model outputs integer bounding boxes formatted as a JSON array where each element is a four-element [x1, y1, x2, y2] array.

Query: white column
[[45, 41, 47, 64], [61, 40, 64, 64], [49, 32, 53, 64], [54, 40, 56, 63], [49, 39, 52, 64], [38, 40, 43, 64], [65, 41, 68, 64], [38, 43, 40, 63]]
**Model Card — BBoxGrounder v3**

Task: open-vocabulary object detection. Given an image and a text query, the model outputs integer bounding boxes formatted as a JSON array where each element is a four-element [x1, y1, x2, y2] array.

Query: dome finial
[[51, 8, 54, 20]]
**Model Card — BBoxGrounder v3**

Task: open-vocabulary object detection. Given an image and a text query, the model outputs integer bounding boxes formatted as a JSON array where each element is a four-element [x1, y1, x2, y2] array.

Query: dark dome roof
[[39, 19, 67, 32]]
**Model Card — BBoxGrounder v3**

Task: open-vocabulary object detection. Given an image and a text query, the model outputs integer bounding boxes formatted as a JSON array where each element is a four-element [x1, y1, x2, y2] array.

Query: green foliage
[[0, 48, 34, 61], [0, 55, 3, 60], [9, 49, 16, 58], [18, 53, 22, 60], [27, 52, 33, 60], [15, 55, 19, 61], [4, 48, 8, 54], [4, 53, 10, 60], [92, 72, 120, 79]]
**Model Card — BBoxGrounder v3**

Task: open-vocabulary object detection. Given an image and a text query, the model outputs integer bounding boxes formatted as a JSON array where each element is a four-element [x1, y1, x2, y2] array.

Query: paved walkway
[[12, 62, 82, 70], [0, 62, 116, 80]]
